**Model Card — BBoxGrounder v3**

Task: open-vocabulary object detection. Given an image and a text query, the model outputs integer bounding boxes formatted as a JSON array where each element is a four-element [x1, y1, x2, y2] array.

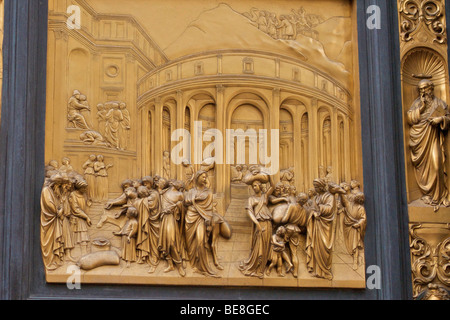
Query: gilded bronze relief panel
[[42, 0, 366, 288], [397, 0, 450, 299]]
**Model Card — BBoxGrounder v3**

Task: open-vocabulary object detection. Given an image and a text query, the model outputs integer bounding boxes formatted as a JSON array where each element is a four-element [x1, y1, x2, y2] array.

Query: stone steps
[[224, 196, 252, 235]]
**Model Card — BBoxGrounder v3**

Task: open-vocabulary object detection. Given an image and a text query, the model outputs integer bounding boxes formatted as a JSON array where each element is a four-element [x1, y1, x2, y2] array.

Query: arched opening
[[338, 116, 345, 183], [401, 47, 450, 202], [301, 112, 309, 191], [318, 107, 332, 176], [230, 104, 264, 166], [162, 105, 172, 179], [280, 108, 294, 171]]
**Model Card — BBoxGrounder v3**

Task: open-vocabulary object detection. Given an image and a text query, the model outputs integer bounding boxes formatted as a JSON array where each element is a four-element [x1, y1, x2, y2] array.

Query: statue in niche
[[67, 90, 92, 130], [407, 79, 450, 211], [184, 171, 232, 276]]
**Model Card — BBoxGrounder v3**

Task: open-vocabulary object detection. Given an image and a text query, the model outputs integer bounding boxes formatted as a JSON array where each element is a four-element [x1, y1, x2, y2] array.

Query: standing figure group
[[41, 160, 92, 270], [243, 7, 324, 41], [67, 90, 92, 130], [103, 171, 232, 277], [239, 166, 306, 278], [66, 91, 131, 151], [96, 101, 131, 150], [82, 155, 113, 203], [239, 165, 367, 280], [304, 178, 367, 279]]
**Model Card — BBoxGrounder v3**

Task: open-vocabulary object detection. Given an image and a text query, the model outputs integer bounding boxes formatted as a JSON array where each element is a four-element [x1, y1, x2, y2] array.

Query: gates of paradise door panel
[[42, 0, 367, 289]]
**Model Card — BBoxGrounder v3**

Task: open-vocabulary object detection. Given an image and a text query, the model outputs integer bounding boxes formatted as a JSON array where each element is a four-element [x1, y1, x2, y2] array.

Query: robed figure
[[305, 178, 337, 280], [407, 80, 450, 209], [239, 172, 275, 278], [184, 171, 231, 276], [158, 180, 187, 277], [40, 176, 65, 270]]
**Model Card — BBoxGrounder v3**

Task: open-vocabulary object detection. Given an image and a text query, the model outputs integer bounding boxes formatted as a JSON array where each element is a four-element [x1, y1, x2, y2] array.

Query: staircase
[[224, 184, 253, 234]]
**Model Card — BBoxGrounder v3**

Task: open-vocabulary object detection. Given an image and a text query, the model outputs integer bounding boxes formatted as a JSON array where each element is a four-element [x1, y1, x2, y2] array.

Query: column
[[154, 97, 163, 175], [271, 88, 281, 181], [216, 84, 227, 212], [309, 98, 319, 183], [293, 108, 302, 192], [331, 106, 339, 182], [176, 90, 184, 180]]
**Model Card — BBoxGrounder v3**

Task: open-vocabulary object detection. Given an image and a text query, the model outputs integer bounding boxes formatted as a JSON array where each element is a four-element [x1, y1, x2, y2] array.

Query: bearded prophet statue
[[407, 80, 450, 210]]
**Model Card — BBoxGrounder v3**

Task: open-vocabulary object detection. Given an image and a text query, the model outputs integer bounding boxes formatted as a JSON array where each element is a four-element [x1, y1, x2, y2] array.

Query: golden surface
[[43, 0, 365, 288], [397, 0, 450, 299]]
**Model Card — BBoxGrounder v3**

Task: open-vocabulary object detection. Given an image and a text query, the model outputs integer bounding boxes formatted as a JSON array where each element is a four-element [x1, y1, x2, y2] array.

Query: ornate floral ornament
[[410, 223, 450, 299], [399, 0, 446, 44]]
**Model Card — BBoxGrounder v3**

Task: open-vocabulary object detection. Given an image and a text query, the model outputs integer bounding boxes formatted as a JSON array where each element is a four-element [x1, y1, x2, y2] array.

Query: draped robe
[[135, 197, 151, 262], [158, 188, 185, 265], [407, 97, 450, 206], [340, 195, 367, 256], [184, 187, 218, 276], [40, 186, 64, 269], [147, 190, 161, 266], [305, 191, 336, 280], [239, 193, 272, 278], [69, 190, 89, 244], [82, 160, 96, 201], [105, 108, 123, 149]]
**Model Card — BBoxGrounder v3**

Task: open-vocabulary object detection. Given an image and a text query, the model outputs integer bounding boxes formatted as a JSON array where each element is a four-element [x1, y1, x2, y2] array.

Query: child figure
[[114, 206, 138, 268], [266, 226, 294, 277]]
